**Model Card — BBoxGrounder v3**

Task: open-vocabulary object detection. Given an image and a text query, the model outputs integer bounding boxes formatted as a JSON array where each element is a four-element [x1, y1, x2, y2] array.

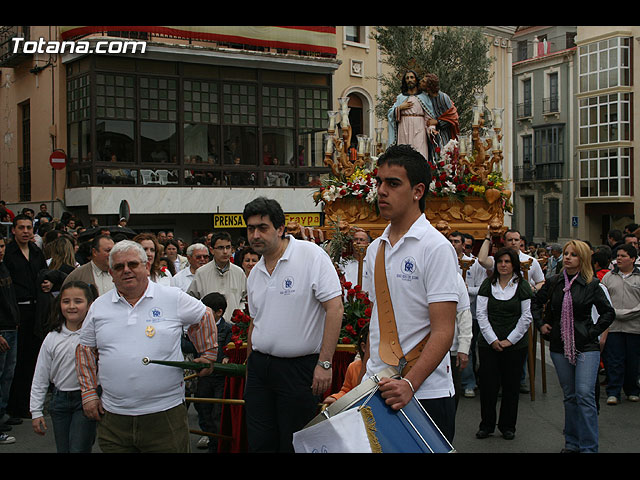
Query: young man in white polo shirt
[[242, 197, 343, 453], [75, 240, 217, 453], [364, 144, 460, 442]]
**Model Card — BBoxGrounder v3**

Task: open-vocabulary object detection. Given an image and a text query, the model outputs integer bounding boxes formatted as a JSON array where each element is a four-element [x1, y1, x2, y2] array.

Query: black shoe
[[560, 448, 579, 453], [475, 429, 492, 439], [502, 430, 515, 440], [5, 417, 23, 425]]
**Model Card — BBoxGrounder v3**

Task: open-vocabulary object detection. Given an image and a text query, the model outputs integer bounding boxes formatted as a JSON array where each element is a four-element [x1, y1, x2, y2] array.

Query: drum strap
[[375, 241, 429, 376]]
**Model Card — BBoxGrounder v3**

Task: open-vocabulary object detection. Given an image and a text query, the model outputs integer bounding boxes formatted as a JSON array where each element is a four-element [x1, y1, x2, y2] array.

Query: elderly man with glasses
[[75, 240, 217, 453]]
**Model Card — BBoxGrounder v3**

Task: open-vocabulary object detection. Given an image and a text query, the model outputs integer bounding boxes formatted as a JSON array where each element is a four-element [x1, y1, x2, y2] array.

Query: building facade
[[511, 26, 578, 245], [574, 26, 638, 244], [1, 26, 513, 243]]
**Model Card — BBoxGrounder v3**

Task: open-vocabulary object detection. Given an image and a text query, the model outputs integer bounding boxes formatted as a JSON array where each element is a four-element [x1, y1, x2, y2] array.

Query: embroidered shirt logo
[[281, 276, 296, 295], [149, 308, 163, 321], [397, 257, 419, 281]]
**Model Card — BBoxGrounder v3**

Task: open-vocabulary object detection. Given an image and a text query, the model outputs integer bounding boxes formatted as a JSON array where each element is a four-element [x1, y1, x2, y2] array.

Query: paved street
[[2, 344, 639, 454]]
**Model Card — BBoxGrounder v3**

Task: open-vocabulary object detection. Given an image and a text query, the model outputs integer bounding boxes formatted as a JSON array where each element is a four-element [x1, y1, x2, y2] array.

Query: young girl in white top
[[30, 281, 98, 453]]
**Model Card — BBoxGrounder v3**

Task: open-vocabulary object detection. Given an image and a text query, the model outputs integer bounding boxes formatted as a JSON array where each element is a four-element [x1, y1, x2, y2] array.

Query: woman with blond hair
[[532, 239, 614, 453], [133, 232, 172, 286]]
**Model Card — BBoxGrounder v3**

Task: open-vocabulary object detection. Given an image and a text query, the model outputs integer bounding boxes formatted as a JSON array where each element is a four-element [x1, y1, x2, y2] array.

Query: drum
[[299, 367, 455, 453]]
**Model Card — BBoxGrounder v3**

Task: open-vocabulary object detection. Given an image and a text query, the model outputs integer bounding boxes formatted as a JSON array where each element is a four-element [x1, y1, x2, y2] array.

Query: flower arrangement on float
[[429, 139, 512, 213], [229, 308, 251, 349], [339, 281, 371, 345], [313, 166, 378, 206]]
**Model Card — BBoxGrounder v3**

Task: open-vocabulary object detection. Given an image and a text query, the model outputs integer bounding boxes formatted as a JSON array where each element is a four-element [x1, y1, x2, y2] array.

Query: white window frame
[[578, 36, 630, 93], [578, 147, 631, 198]]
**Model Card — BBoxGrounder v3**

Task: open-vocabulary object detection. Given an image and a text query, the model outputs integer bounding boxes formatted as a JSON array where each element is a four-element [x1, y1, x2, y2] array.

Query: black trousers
[[418, 395, 456, 444], [478, 346, 527, 434], [8, 303, 41, 418], [244, 351, 320, 453]]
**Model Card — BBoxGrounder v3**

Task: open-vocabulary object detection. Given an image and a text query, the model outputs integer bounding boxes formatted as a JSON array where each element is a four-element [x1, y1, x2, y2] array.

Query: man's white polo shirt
[[363, 214, 459, 400], [171, 267, 195, 292], [79, 280, 206, 416], [248, 235, 342, 358]]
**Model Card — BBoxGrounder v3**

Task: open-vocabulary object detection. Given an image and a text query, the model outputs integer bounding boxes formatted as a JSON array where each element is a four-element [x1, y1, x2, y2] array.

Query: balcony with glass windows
[[65, 59, 333, 191]]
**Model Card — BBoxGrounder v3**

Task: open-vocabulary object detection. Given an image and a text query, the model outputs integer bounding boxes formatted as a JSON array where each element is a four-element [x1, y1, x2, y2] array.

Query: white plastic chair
[[140, 169, 160, 185], [156, 169, 178, 185]]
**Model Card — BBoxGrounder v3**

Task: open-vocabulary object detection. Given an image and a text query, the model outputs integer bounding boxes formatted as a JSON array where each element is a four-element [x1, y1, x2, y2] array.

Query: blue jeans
[[50, 389, 97, 453], [0, 330, 18, 419], [550, 350, 600, 453], [603, 332, 640, 400]]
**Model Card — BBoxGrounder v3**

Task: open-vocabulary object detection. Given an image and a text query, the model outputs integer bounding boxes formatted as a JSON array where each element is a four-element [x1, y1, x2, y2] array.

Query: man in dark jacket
[[0, 236, 20, 441], [2, 215, 47, 419]]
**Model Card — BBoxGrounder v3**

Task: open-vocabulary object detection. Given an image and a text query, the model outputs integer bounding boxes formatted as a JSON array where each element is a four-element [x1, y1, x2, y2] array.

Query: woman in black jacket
[[532, 239, 614, 453]]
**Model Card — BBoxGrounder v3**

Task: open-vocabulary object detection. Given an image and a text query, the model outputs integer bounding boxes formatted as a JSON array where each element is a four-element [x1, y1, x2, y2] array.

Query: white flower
[[366, 187, 377, 204]]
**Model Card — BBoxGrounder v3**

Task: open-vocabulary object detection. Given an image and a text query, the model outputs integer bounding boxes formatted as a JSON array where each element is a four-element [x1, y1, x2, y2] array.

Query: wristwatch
[[317, 360, 332, 370]]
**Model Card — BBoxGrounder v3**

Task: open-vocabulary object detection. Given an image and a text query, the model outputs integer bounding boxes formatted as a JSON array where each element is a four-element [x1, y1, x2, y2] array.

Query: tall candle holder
[[458, 90, 504, 185], [323, 98, 372, 179]]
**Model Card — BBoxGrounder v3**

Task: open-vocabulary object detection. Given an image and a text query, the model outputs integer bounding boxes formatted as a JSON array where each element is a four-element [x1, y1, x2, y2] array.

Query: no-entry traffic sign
[[49, 150, 67, 170]]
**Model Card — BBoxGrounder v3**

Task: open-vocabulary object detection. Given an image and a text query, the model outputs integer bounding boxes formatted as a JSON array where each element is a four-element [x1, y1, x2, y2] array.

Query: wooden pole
[[520, 259, 535, 401]]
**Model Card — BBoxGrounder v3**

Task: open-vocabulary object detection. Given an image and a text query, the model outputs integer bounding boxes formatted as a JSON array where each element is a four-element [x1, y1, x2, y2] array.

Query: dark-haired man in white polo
[[242, 196, 343, 453]]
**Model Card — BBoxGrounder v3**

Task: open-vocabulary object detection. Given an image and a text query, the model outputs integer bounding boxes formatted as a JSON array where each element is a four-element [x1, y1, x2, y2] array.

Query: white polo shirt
[[248, 235, 342, 358], [170, 267, 195, 292], [363, 214, 459, 400], [79, 280, 206, 416]]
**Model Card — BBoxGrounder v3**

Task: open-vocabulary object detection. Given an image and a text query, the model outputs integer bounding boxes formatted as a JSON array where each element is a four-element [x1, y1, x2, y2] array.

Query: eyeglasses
[[214, 245, 232, 251], [193, 254, 209, 260], [112, 261, 144, 272]]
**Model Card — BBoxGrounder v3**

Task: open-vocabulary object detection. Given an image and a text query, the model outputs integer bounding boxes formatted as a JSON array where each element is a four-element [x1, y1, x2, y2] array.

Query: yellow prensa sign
[[213, 213, 321, 228]]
